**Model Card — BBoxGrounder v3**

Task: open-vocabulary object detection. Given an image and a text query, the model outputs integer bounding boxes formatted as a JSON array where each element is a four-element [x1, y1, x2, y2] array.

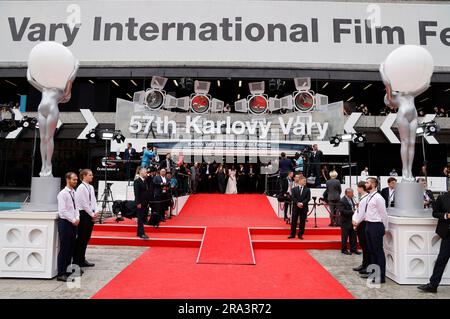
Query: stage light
[[173, 79, 178, 87], [113, 131, 125, 143], [330, 133, 366, 147], [88, 79, 94, 84], [247, 81, 268, 115], [142, 76, 168, 110], [86, 129, 99, 144], [111, 80, 119, 87], [126, 93, 132, 99], [217, 80, 221, 87], [418, 120, 440, 136], [19, 116, 37, 129], [363, 83, 372, 90], [293, 77, 315, 112], [419, 97, 429, 103], [342, 83, 351, 90], [238, 80, 242, 87], [347, 96, 354, 102], [352, 133, 367, 144], [329, 135, 342, 147], [130, 80, 138, 86], [322, 82, 329, 89], [190, 80, 211, 113]]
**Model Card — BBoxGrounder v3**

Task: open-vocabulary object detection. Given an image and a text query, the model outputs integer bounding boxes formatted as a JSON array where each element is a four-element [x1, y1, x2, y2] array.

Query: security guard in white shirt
[[353, 177, 388, 284], [56, 172, 80, 282], [74, 169, 98, 268]]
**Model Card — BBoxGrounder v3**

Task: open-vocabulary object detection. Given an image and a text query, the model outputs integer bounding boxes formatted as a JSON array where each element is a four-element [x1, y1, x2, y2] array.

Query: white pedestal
[[0, 210, 59, 279], [385, 215, 450, 285]]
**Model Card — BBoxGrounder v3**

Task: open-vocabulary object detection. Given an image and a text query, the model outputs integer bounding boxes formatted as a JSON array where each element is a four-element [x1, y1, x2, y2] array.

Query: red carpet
[[197, 227, 255, 265], [165, 194, 287, 227], [93, 247, 353, 299], [91, 195, 352, 298]]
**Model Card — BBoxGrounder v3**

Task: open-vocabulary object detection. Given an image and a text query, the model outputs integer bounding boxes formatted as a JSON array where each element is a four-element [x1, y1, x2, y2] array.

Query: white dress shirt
[[361, 170, 369, 177], [57, 187, 80, 223], [388, 188, 395, 207], [353, 191, 388, 230], [75, 182, 98, 217]]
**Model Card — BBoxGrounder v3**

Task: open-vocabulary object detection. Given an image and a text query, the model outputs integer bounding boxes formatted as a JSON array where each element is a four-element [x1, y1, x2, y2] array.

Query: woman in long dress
[[216, 164, 227, 194], [225, 165, 238, 194]]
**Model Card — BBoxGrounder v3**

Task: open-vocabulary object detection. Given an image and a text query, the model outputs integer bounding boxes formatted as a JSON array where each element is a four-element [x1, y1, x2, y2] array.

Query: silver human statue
[[27, 61, 78, 177], [379, 63, 430, 182]]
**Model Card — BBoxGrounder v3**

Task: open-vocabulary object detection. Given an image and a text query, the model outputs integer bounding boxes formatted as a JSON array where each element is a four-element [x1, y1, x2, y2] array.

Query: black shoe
[[359, 269, 369, 275], [138, 234, 150, 240], [57, 274, 69, 282], [287, 235, 295, 239], [298, 236, 304, 240], [418, 283, 437, 293], [80, 261, 95, 267], [353, 265, 365, 272], [351, 250, 361, 255], [328, 223, 334, 227], [341, 250, 352, 255], [360, 272, 371, 278]]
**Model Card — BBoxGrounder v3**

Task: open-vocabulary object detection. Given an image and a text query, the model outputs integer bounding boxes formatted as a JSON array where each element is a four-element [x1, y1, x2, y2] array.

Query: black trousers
[[430, 234, 450, 287], [357, 221, 370, 268], [284, 200, 291, 220], [312, 164, 321, 186], [136, 204, 149, 236], [341, 221, 357, 252], [365, 222, 386, 281], [328, 200, 339, 225], [290, 207, 307, 237], [57, 218, 77, 276], [73, 210, 94, 265]]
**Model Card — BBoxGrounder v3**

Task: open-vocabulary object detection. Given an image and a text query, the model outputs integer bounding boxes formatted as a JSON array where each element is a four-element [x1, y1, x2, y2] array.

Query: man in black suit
[[124, 143, 137, 180], [418, 192, 450, 293], [237, 164, 248, 193], [380, 177, 396, 208], [279, 171, 294, 223], [160, 153, 175, 174], [134, 167, 150, 239], [417, 177, 435, 209], [288, 175, 311, 239], [153, 168, 171, 221], [338, 188, 359, 255], [279, 152, 293, 179], [200, 161, 215, 193], [309, 144, 323, 187]]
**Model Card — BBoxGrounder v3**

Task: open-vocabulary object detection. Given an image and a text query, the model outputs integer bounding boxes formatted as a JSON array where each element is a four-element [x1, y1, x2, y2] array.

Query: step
[[93, 224, 205, 234], [249, 227, 340, 236], [90, 235, 202, 248]]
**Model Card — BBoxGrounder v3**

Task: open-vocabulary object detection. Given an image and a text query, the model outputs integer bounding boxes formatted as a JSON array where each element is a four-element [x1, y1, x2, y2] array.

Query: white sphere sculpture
[[383, 45, 434, 94], [28, 42, 77, 91]]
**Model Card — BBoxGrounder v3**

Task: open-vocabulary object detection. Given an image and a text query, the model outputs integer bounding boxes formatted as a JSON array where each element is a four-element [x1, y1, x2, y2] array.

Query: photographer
[[141, 144, 156, 168], [293, 152, 304, 175]]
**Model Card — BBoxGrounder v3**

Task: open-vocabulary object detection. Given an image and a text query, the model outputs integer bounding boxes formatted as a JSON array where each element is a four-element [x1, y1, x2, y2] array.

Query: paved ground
[[0, 246, 147, 299], [1, 246, 449, 299], [309, 250, 450, 299]]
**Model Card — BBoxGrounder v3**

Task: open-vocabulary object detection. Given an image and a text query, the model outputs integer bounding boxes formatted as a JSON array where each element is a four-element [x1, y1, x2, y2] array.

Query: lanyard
[[67, 189, 76, 210], [83, 183, 91, 202], [364, 192, 377, 213]]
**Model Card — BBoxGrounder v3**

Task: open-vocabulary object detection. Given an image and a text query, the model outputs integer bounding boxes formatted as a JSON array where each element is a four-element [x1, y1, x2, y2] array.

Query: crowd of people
[[278, 160, 450, 289], [125, 143, 262, 195]]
